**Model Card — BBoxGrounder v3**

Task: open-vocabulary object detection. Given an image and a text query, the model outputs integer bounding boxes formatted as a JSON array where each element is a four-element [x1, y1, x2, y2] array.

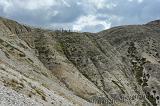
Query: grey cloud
[[96, 0, 160, 27], [49, 3, 86, 23], [0, 0, 160, 32], [0, 1, 85, 26]]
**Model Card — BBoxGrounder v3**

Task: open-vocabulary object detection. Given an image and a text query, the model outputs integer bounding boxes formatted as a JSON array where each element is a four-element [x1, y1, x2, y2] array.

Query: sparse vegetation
[[30, 85, 47, 101], [41, 72, 49, 77], [19, 42, 28, 49], [25, 58, 34, 64], [146, 92, 157, 106], [127, 42, 145, 85], [19, 52, 26, 57], [127, 42, 159, 106], [3, 79, 24, 92], [42, 83, 50, 90], [28, 93, 32, 98], [112, 80, 125, 94], [0, 39, 4, 43], [3, 51, 10, 58]]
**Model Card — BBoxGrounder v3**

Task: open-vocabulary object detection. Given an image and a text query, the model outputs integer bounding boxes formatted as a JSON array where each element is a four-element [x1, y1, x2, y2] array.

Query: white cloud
[[138, 0, 143, 3], [85, 0, 116, 9], [0, 0, 12, 13], [0, 0, 70, 11], [61, 0, 71, 7], [128, 0, 144, 3], [73, 15, 111, 32], [21, 0, 57, 10], [88, 0, 107, 9]]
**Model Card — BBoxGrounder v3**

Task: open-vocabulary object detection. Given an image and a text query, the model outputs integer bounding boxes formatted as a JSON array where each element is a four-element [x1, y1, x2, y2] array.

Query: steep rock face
[[0, 17, 160, 106]]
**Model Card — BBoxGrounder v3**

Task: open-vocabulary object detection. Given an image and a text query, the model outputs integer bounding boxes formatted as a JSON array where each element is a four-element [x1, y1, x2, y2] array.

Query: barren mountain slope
[[0, 17, 160, 106], [98, 22, 160, 106], [0, 17, 100, 106]]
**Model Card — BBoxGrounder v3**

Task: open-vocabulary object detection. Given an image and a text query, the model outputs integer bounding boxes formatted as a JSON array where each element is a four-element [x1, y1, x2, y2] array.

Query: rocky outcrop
[[0, 17, 160, 106]]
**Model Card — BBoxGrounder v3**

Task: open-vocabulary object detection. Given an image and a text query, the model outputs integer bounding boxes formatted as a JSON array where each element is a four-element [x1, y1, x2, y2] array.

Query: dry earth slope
[[0, 17, 160, 106]]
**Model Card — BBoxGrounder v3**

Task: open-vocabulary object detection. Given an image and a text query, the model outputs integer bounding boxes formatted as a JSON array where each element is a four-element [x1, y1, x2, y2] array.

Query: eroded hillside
[[0, 17, 160, 106]]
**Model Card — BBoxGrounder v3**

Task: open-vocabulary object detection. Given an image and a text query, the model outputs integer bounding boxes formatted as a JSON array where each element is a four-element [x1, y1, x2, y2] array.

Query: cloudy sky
[[0, 0, 160, 32]]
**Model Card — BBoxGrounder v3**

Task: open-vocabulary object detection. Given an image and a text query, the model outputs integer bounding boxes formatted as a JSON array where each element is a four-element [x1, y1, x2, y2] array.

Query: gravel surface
[[0, 85, 42, 106]]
